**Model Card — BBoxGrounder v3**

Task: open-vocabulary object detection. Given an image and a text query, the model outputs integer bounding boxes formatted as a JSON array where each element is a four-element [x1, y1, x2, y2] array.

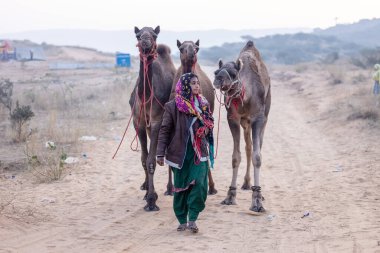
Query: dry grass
[[0, 192, 48, 222], [1, 59, 136, 183], [326, 64, 344, 85]]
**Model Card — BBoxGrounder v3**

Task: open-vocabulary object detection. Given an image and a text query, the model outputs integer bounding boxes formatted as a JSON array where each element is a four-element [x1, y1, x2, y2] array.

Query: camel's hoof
[[140, 182, 147, 191], [221, 198, 237, 205], [241, 182, 252, 190], [249, 206, 266, 213], [144, 204, 160, 212], [164, 190, 173, 196], [208, 188, 218, 195]]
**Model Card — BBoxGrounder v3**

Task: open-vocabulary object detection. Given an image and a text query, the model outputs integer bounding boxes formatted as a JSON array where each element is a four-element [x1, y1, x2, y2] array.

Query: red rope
[[213, 90, 222, 159], [112, 86, 138, 159], [213, 84, 245, 159], [112, 42, 161, 158]]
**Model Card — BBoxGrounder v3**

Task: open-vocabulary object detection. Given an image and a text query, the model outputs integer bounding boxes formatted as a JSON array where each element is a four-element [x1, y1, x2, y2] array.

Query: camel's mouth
[[220, 85, 230, 91]]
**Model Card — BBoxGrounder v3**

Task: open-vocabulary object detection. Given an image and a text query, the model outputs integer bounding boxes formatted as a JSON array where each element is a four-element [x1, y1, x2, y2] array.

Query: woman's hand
[[157, 156, 164, 166]]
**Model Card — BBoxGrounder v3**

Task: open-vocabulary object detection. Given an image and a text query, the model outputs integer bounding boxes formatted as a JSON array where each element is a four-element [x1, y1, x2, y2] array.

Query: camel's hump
[[157, 44, 171, 55]]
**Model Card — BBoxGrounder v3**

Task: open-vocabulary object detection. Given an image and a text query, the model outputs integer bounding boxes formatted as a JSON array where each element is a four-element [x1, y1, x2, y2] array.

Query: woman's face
[[190, 77, 200, 95]]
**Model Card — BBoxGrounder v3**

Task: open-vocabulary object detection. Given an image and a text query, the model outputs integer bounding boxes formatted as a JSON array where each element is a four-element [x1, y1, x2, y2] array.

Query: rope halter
[[218, 68, 244, 109]]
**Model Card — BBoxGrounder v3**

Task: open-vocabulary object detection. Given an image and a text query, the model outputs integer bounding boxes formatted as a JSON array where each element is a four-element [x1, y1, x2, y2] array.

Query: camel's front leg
[[221, 116, 241, 205], [135, 122, 148, 191], [144, 122, 160, 211], [250, 117, 266, 212]]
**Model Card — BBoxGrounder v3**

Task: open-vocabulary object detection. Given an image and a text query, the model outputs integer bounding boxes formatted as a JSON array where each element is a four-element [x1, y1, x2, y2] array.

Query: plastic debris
[[41, 197, 56, 203], [301, 211, 310, 218], [79, 136, 97, 141], [64, 157, 79, 164], [332, 165, 343, 172], [45, 141, 56, 149], [267, 214, 276, 221]]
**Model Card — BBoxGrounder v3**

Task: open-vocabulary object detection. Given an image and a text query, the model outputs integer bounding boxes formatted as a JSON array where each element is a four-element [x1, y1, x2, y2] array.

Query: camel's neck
[[181, 60, 196, 73], [137, 57, 154, 99]]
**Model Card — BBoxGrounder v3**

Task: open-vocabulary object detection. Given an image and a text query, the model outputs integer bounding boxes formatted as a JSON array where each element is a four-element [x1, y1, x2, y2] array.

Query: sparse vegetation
[[0, 78, 13, 116], [25, 133, 69, 183], [326, 65, 344, 85], [351, 47, 380, 68], [10, 101, 35, 142]]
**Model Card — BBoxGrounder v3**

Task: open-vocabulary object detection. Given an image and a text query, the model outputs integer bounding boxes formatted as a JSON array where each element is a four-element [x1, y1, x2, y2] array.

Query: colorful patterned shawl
[[175, 73, 215, 167]]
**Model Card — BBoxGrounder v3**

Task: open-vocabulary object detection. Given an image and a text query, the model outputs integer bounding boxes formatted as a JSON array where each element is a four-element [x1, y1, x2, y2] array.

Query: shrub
[[10, 101, 35, 142], [0, 78, 13, 116]]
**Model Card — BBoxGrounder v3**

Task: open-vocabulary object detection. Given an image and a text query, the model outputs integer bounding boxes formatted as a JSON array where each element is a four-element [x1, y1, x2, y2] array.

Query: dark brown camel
[[129, 26, 176, 211], [164, 39, 217, 195], [213, 40, 271, 212]]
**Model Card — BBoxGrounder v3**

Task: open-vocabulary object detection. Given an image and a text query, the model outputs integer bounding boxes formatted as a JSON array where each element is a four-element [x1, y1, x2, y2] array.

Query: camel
[[129, 26, 176, 211], [165, 39, 217, 195], [212, 40, 271, 212]]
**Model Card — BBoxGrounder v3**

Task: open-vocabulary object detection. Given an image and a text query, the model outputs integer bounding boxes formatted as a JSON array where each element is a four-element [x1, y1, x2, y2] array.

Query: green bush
[[10, 101, 35, 142]]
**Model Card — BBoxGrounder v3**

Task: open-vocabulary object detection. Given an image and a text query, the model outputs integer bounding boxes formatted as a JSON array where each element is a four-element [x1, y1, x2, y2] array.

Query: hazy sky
[[1, 0, 379, 33]]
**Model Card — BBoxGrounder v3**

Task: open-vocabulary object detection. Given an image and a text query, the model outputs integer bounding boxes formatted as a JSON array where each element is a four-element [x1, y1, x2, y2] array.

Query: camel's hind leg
[[240, 118, 252, 190], [250, 116, 266, 212], [165, 167, 173, 196], [221, 116, 241, 205]]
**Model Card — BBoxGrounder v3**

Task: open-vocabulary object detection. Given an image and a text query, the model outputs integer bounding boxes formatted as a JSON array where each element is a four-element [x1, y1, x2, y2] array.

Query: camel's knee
[[232, 155, 241, 168], [147, 163, 156, 174], [252, 153, 261, 168]]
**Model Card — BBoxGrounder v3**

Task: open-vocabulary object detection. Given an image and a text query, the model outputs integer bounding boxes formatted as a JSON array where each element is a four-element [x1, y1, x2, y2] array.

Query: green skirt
[[171, 141, 209, 224]]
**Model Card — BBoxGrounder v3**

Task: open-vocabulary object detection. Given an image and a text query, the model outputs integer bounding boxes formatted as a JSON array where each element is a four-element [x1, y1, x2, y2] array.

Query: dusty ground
[[0, 60, 380, 252]]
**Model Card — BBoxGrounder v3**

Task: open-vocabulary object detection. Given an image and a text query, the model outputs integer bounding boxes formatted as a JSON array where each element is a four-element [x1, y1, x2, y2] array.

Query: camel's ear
[[218, 59, 223, 69], [154, 26, 160, 35], [177, 40, 182, 48], [195, 40, 200, 53], [134, 27, 140, 34], [236, 59, 243, 71]]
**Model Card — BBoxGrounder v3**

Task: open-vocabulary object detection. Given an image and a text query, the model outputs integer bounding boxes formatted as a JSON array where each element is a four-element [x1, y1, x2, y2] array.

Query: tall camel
[[129, 26, 176, 211], [165, 40, 217, 195], [213, 41, 271, 212]]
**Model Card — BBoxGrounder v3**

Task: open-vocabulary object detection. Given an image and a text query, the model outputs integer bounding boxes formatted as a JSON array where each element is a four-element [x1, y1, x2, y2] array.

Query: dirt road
[[1, 68, 379, 253]]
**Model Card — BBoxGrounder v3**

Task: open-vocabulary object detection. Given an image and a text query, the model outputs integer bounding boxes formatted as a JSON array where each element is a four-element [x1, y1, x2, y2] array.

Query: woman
[[156, 73, 214, 233], [373, 64, 380, 95]]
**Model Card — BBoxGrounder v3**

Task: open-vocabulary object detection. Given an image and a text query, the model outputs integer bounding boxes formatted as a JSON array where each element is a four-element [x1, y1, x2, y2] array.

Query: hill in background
[[200, 18, 380, 65]]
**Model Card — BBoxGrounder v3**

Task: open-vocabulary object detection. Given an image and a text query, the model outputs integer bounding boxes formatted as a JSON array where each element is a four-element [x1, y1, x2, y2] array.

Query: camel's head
[[177, 40, 199, 66], [135, 26, 160, 54], [213, 59, 242, 91]]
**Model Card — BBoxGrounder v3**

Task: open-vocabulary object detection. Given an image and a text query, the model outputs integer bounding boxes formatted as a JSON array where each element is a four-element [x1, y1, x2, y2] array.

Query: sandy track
[[1, 69, 379, 253]]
